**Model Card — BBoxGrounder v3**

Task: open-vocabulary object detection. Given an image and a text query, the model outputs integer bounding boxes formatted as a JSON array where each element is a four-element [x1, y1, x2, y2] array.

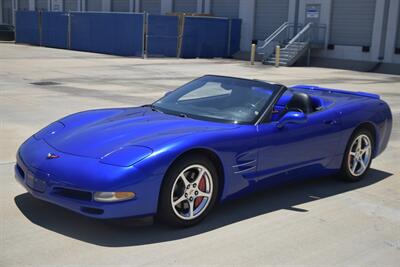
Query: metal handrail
[[283, 22, 313, 49], [257, 22, 289, 50]]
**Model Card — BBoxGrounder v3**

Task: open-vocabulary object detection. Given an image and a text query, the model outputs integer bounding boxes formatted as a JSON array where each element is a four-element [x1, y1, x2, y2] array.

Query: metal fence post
[[143, 12, 147, 58], [38, 10, 43, 46], [177, 15, 185, 58], [227, 18, 232, 57], [67, 13, 72, 49]]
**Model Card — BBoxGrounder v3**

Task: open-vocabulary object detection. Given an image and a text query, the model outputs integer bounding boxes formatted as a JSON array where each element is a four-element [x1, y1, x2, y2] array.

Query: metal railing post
[[67, 13, 71, 49]]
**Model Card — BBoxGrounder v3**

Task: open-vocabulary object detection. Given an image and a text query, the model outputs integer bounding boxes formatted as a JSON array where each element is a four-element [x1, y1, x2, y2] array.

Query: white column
[[47, 0, 51, 10], [288, 0, 297, 23], [135, 0, 140, 12], [103, 0, 111, 11], [29, 0, 35, 10], [77, 0, 82, 11], [12, 0, 17, 25], [196, 0, 202, 13], [204, 0, 210, 13], [129, 0, 134, 12], [370, 0, 386, 61], [239, 0, 255, 51], [161, 0, 173, 14], [51, 0, 64, 11], [384, 0, 400, 63]]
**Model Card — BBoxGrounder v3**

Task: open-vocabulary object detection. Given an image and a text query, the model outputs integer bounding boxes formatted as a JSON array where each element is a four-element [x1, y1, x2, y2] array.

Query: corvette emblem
[[47, 153, 60, 159]]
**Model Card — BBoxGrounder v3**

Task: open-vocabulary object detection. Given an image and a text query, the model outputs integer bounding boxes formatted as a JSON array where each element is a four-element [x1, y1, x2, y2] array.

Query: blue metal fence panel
[[229, 18, 241, 56], [15, 11, 40, 45], [147, 15, 178, 57], [70, 12, 144, 56], [42, 12, 69, 49], [181, 17, 229, 58]]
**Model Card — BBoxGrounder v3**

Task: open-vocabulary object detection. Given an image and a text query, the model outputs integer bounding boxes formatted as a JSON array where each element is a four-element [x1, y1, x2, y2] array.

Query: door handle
[[323, 120, 337, 125]]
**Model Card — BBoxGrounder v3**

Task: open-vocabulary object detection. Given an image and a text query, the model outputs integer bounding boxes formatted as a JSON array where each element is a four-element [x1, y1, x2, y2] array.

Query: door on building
[[64, 0, 79, 11], [35, 0, 49, 11], [304, 4, 321, 43], [173, 0, 197, 13], [86, 0, 102, 11]]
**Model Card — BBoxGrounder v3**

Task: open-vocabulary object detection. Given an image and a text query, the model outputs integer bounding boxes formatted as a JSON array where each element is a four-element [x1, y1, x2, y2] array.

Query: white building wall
[[384, 0, 400, 63], [239, 0, 255, 52]]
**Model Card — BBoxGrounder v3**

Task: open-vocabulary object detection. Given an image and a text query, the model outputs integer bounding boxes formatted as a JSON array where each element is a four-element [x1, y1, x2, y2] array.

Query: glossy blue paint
[[15, 77, 392, 219]]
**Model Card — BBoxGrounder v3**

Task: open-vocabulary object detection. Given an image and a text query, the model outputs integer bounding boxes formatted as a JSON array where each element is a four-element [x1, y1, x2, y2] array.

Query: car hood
[[43, 107, 237, 159]]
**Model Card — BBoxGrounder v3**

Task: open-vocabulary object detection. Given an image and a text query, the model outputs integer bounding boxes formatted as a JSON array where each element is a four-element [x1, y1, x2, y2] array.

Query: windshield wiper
[[142, 104, 163, 113]]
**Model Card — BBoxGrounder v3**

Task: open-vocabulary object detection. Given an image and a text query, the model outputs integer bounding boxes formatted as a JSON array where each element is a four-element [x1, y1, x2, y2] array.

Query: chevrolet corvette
[[15, 75, 392, 226]]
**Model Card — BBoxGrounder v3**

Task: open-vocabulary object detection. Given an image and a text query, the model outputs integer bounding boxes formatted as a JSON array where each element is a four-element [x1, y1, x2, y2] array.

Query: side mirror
[[277, 111, 307, 128]]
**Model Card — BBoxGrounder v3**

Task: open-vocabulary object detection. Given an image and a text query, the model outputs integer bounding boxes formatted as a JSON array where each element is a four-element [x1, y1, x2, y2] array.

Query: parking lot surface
[[1, 43, 399, 267]]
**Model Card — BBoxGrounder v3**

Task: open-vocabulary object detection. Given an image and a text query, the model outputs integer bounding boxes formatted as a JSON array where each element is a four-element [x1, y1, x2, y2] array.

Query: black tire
[[157, 154, 219, 227], [340, 128, 374, 182]]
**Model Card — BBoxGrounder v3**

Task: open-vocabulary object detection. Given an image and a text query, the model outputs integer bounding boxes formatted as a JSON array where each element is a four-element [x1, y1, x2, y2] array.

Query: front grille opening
[[81, 206, 104, 215], [16, 164, 25, 179], [52, 187, 92, 201]]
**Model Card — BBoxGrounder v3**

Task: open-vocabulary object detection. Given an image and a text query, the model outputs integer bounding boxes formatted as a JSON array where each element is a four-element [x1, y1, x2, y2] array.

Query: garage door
[[112, 0, 130, 12], [2, 0, 13, 24], [86, 0, 102, 11], [211, 0, 239, 18], [254, 0, 289, 40], [329, 0, 376, 46], [141, 0, 161, 14], [18, 0, 30, 10], [64, 0, 78, 11], [173, 0, 197, 13], [35, 0, 48, 11]]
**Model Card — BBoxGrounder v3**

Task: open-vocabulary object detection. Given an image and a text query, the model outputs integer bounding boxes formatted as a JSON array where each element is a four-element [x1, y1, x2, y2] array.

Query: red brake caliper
[[194, 175, 206, 208]]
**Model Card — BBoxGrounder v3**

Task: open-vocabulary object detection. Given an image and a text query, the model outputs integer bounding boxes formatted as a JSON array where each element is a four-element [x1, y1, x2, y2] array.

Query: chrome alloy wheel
[[170, 164, 213, 220], [348, 134, 372, 176]]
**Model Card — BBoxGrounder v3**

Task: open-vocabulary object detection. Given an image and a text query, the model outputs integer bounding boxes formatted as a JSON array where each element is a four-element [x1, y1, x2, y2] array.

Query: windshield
[[153, 75, 283, 124]]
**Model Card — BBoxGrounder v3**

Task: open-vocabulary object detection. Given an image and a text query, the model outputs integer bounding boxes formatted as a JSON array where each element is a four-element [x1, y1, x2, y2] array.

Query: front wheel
[[157, 155, 219, 227], [340, 129, 374, 182]]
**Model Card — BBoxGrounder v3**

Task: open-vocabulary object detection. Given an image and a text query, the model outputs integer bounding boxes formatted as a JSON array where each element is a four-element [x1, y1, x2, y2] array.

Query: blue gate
[[42, 12, 69, 49], [15, 11, 40, 45], [181, 17, 229, 58], [70, 12, 144, 56], [147, 15, 179, 57]]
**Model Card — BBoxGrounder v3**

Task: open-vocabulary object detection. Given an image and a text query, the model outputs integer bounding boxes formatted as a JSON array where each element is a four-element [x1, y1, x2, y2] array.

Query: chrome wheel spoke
[[351, 160, 358, 173], [173, 194, 186, 206], [179, 173, 190, 187], [194, 168, 205, 184], [196, 190, 211, 199], [359, 158, 366, 170], [188, 200, 194, 218], [348, 134, 372, 177]]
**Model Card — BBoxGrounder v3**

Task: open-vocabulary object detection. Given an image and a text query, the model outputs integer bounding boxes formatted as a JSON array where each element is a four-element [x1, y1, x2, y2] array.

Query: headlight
[[34, 121, 65, 140], [100, 145, 153, 167], [94, 192, 135, 202]]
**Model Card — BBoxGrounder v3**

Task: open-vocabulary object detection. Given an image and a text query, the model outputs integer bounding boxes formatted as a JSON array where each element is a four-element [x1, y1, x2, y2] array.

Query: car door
[[256, 108, 342, 181]]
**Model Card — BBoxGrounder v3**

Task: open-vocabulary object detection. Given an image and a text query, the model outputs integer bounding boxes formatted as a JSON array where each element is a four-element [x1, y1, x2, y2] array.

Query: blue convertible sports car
[[15, 75, 392, 226]]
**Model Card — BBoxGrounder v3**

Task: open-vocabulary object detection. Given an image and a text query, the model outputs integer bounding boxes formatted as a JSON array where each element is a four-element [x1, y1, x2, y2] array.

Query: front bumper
[[15, 137, 161, 219]]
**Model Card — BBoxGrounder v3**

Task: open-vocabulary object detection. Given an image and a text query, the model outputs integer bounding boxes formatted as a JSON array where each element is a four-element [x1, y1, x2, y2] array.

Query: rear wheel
[[157, 155, 218, 227], [340, 129, 374, 182]]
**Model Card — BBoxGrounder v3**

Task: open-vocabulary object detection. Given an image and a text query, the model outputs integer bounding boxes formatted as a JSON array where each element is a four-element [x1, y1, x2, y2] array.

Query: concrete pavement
[[0, 43, 399, 267]]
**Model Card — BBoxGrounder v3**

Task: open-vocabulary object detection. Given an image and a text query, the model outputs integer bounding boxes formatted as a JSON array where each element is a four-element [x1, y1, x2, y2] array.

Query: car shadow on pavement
[[14, 168, 392, 247]]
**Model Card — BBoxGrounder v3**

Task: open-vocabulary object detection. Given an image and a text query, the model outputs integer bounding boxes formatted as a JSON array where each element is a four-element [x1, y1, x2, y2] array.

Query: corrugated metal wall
[[64, 0, 78, 11], [254, 0, 289, 40], [112, 0, 130, 12], [86, 0, 102, 11], [2, 0, 13, 24], [141, 0, 161, 14], [18, 0, 30, 10], [211, 0, 239, 18], [173, 0, 197, 13], [329, 0, 376, 46], [35, 0, 49, 11]]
